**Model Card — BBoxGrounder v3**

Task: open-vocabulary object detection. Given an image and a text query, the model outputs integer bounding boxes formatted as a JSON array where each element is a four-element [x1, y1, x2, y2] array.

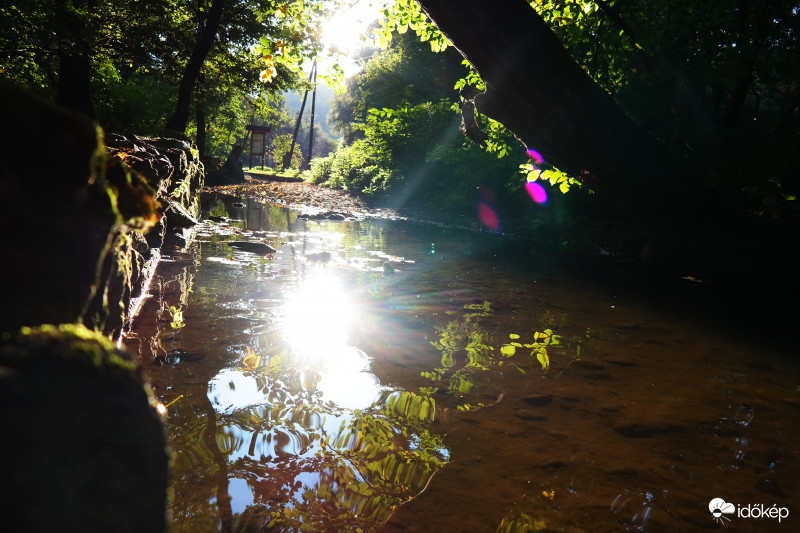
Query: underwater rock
[[229, 241, 277, 255], [613, 415, 676, 438], [0, 324, 169, 533], [521, 394, 554, 407], [570, 360, 605, 371], [756, 477, 784, 496], [297, 211, 349, 221], [514, 409, 547, 421]]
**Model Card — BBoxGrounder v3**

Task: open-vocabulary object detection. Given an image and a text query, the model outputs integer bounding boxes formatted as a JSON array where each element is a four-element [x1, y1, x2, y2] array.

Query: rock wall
[[98, 133, 205, 339], [0, 84, 204, 339], [0, 83, 200, 532]]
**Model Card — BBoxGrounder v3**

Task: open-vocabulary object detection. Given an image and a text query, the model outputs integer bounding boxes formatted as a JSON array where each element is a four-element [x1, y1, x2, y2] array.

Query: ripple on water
[[153, 195, 800, 533]]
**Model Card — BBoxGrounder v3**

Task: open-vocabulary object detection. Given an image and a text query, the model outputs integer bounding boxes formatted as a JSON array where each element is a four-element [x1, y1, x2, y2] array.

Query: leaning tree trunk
[[414, 0, 681, 219], [164, 0, 226, 133]]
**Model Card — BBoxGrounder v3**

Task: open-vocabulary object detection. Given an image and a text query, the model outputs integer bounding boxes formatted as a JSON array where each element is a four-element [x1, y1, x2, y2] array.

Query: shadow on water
[[135, 193, 799, 532]]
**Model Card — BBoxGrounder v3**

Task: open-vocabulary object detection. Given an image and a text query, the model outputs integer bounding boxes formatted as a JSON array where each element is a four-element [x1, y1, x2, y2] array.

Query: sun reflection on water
[[284, 272, 357, 353], [283, 270, 384, 410], [169, 204, 452, 531]]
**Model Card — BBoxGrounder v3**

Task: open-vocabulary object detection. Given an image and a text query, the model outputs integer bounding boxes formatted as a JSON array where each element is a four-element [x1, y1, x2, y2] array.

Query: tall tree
[[1, 0, 170, 117], [164, 0, 227, 133], [53, 0, 95, 117], [399, 0, 799, 224], [411, 0, 676, 217]]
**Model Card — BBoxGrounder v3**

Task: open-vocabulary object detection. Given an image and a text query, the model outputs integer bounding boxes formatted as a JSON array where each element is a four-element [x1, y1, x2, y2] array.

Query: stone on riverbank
[[0, 323, 170, 532]]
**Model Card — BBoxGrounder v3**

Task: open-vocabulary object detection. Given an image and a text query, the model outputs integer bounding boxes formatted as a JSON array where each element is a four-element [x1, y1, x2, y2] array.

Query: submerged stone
[[521, 394, 554, 407], [229, 241, 277, 255], [613, 415, 676, 438]]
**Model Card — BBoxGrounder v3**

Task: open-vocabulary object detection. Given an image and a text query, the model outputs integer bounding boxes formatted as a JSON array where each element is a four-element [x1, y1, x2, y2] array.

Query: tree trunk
[[284, 66, 315, 169], [164, 0, 226, 133], [55, 53, 95, 118], [414, 0, 680, 218], [54, 0, 95, 118], [196, 100, 207, 162]]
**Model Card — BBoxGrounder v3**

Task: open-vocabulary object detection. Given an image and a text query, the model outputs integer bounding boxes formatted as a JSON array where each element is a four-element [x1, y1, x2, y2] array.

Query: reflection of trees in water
[[424, 302, 587, 412], [168, 349, 446, 532], [424, 301, 501, 411]]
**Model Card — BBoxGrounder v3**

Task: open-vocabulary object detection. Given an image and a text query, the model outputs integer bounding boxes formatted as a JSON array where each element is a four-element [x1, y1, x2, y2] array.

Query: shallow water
[[132, 193, 799, 532]]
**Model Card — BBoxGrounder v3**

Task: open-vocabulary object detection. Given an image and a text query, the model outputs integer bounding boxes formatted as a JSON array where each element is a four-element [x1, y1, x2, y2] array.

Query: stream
[[127, 193, 799, 532]]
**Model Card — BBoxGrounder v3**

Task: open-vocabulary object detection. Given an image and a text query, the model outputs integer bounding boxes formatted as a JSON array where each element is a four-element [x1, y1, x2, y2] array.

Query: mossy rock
[[0, 324, 169, 533], [0, 83, 117, 333]]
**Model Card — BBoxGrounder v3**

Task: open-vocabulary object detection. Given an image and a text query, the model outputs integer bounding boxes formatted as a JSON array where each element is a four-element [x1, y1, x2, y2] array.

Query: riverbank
[[208, 174, 474, 226], [209, 176, 386, 217]]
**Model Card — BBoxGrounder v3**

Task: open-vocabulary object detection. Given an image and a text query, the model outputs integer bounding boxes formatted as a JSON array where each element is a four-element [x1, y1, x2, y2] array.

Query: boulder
[[0, 83, 113, 333], [0, 324, 170, 532]]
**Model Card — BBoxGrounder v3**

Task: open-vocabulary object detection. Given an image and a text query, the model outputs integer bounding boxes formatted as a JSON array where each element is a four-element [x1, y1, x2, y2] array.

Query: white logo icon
[[709, 498, 735, 524]]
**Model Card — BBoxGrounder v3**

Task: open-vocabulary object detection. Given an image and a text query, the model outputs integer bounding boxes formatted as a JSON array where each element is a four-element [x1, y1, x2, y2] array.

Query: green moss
[[15, 323, 137, 375], [0, 322, 169, 532]]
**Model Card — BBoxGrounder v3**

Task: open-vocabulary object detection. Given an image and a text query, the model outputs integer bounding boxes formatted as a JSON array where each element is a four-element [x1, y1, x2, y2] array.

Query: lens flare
[[526, 148, 544, 165], [478, 202, 500, 231], [525, 181, 548, 204]]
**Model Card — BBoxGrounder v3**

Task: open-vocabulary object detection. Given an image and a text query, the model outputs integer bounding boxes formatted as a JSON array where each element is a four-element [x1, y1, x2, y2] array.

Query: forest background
[[1, 0, 798, 262]]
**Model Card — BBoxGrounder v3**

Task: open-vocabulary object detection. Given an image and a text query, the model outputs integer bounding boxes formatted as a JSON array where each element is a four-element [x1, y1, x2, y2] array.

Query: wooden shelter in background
[[245, 124, 271, 169]]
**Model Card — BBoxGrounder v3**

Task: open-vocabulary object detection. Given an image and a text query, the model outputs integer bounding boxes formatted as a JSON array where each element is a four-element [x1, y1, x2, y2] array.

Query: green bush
[[308, 140, 403, 197], [307, 154, 333, 184], [270, 133, 304, 169]]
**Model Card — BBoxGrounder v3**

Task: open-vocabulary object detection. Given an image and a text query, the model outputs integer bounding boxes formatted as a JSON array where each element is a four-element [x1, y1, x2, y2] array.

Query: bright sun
[[322, 12, 364, 54], [321, 1, 386, 59]]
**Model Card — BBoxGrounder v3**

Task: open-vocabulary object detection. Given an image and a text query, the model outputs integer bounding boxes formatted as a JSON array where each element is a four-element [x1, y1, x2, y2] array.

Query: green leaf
[[500, 344, 516, 357], [509, 333, 520, 339], [536, 349, 550, 370]]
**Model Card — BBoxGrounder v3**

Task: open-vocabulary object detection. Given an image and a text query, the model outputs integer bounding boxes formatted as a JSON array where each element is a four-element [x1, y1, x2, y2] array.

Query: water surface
[[136, 194, 799, 532]]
